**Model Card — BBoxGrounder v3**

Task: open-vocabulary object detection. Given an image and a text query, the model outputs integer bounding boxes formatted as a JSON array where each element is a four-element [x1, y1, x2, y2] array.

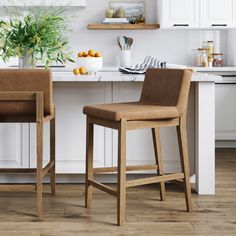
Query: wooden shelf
[[87, 24, 160, 30]]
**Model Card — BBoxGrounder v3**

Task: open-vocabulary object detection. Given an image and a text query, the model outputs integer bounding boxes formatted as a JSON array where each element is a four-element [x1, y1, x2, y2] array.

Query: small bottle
[[207, 41, 214, 58], [203, 58, 208, 67], [212, 53, 224, 67], [197, 48, 207, 67], [208, 58, 213, 67]]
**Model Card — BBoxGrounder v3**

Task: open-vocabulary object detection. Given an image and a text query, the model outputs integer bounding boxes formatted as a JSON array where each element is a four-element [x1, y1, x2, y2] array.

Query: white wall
[[0, 0, 229, 67], [67, 0, 228, 67]]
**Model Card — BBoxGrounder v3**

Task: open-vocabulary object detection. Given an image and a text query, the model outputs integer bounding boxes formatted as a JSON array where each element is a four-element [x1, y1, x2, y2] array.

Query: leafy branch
[[0, 6, 75, 68]]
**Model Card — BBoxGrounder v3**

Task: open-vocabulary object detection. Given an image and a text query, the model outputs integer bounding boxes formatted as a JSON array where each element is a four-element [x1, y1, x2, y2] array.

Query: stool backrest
[[140, 68, 192, 115], [0, 69, 53, 117]]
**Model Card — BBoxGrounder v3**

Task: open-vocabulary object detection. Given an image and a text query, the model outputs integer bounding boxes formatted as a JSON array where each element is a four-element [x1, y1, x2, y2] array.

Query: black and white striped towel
[[119, 56, 166, 74]]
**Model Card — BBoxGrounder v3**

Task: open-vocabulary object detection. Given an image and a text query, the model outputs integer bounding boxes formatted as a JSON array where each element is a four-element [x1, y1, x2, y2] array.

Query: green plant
[[0, 7, 74, 68]]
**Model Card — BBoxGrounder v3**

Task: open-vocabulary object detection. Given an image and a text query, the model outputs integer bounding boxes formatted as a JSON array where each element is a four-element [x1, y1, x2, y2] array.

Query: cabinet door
[[215, 84, 236, 140], [0, 124, 29, 169], [158, 0, 200, 28], [29, 82, 112, 173], [200, 0, 236, 28]]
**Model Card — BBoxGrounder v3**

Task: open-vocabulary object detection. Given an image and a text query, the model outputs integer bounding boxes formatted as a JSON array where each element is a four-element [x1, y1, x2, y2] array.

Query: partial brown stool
[[83, 68, 193, 226], [0, 69, 56, 219]]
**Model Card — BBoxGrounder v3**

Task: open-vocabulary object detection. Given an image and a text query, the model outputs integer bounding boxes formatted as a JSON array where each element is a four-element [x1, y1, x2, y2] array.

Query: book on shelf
[[102, 18, 129, 24]]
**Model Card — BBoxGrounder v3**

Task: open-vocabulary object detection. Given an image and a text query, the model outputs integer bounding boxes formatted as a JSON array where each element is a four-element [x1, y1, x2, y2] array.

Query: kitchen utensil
[[127, 37, 133, 50], [117, 37, 122, 50], [124, 36, 129, 50], [118, 36, 126, 50], [123, 37, 133, 50]]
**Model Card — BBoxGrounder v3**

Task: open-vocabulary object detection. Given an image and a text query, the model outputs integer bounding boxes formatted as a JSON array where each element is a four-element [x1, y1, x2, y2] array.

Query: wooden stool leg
[[152, 128, 166, 201], [36, 122, 43, 219], [85, 117, 94, 208], [50, 117, 56, 195], [117, 119, 127, 226], [177, 114, 192, 212]]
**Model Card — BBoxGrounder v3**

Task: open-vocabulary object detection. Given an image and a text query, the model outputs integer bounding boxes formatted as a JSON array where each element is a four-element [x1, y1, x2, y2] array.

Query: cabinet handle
[[211, 24, 227, 27], [216, 83, 236, 85], [173, 24, 189, 27], [221, 75, 236, 77]]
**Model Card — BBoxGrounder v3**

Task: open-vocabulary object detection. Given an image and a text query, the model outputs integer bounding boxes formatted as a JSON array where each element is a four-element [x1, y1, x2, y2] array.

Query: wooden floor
[[0, 149, 236, 236]]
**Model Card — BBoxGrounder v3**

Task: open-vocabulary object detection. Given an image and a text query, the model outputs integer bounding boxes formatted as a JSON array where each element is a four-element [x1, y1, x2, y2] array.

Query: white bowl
[[77, 57, 103, 72]]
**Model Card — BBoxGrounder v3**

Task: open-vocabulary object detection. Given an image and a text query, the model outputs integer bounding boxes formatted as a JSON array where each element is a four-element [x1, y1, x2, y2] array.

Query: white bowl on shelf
[[77, 57, 103, 72]]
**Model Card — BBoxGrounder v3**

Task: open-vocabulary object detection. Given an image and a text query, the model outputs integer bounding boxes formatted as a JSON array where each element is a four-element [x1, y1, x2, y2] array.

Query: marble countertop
[[0, 66, 222, 82], [52, 68, 222, 82]]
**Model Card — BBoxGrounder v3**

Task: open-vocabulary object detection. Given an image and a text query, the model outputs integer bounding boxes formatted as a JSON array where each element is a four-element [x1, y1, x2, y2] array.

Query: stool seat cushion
[[83, 102, 180, 121]]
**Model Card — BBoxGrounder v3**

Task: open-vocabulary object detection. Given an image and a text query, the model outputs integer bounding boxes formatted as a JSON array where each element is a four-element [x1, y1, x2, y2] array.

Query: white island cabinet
[[0, 124, 29, 168], [29, 82, 111, 173], [193, 67, 236, 145], [215, 84, 236, 140], [0, 69, 221, 195]]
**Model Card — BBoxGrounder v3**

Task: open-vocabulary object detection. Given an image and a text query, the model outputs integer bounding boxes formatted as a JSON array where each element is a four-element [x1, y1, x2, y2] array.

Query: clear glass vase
[[19, 54, 35, 69]]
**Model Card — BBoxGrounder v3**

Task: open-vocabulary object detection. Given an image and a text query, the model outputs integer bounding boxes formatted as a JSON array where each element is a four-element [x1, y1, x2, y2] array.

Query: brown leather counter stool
[[0, 69, 56, 219], [83, 68, 193, 226]]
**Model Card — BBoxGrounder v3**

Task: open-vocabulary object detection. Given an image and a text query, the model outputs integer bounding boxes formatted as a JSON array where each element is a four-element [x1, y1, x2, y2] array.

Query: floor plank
[[0, 149, 235, 235]]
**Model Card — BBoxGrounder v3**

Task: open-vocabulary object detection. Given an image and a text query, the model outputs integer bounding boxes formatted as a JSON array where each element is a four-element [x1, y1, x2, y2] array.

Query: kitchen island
[[0, 68, 221, 195], [52, 68, 220, 195]]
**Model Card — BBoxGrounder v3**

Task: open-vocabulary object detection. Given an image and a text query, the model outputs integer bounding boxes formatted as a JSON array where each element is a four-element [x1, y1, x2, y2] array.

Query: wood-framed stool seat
[[84, 68, 193, 226], [0, 69, 56, 219]]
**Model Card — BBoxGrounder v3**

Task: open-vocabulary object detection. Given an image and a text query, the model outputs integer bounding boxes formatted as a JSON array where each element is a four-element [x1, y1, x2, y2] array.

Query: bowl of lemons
[[76, 49, 103, 74]]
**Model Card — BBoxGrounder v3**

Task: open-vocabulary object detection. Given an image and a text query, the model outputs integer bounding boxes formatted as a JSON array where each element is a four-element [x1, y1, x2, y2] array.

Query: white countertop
[[52, 67, 222, 82], [193, 66, 236, 72], [0, 66, 222, 82]]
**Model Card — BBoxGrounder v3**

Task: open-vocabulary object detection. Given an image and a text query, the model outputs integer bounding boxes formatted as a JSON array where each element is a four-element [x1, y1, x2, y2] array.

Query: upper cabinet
[[200, 0, 236, 28], [0, 0, 87, 7], [157, 0, 200, 29], [157, 0, 236, 29]]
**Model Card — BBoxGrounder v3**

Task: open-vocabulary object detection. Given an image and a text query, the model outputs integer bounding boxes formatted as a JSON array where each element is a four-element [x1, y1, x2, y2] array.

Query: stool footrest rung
[[0, 161, 55, 177], [93, 164, 159, 173], [126, 173, 185, 188], [0, 168, 36, 173], [0, 184, 36, 192], [88, 180, 117, 196], [42, 161, 55, 178]]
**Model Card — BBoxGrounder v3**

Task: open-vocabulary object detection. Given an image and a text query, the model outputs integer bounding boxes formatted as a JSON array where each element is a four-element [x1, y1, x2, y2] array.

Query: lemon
[[95, 51, 102, 57], [82, 52, 88, 57], [77, 52, 83, 57], [73, 68, 80, 75], [88, 49, 95, 57], [79, 67, 87, 75]]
